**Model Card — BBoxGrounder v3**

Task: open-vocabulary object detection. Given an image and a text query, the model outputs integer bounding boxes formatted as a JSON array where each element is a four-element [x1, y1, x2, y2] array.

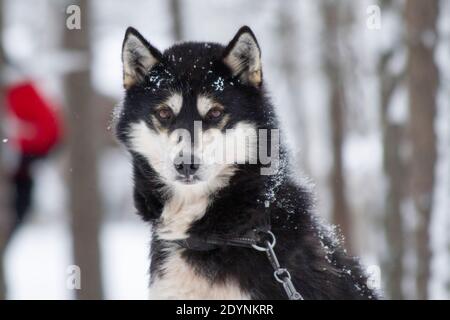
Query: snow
[[388, 86, 408, 125], [4, 223, 72, 300], [212, 77, 225, 91], [101, 222, 151, 300], [5, 221, 150, 300]]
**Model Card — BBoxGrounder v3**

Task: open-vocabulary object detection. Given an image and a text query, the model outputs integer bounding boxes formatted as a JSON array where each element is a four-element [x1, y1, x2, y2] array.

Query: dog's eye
[[207, 107, 223, 120], [157, 107, 173, 121]]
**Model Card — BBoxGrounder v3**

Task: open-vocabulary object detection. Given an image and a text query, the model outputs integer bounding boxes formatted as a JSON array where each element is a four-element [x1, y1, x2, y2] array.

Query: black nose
[[174, 159, 200, 177]]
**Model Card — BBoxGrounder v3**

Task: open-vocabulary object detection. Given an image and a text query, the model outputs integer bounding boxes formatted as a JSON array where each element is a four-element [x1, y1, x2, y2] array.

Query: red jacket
[[6, 82, 62, 156]]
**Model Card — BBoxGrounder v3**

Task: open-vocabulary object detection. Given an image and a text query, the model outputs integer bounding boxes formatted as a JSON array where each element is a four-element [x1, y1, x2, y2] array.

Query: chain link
[[252, 230, 304, 300]]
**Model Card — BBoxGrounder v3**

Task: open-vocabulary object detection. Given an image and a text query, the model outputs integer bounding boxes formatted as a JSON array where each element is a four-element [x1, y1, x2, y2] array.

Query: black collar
[[171, 228, 272, 251], [170, 227, 304, 300], [172, 201, 273, 251]]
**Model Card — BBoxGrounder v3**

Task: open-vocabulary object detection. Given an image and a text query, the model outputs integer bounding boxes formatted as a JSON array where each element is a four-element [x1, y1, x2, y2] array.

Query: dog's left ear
[[122, 27, 162, 89], [223, 26, 262, 87]]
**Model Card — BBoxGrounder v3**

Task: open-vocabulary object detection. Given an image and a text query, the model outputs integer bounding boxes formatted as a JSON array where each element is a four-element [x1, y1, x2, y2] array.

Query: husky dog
[[116, 26, 377, 300]]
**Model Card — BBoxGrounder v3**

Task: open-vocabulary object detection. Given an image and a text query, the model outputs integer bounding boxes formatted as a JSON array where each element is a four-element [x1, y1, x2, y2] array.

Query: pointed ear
[[122, 27, 162, 89], [223, 26, 262, 87]]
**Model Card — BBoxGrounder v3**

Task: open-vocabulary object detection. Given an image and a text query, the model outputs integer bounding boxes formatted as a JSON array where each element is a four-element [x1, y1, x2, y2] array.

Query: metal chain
[[252, 230, 303, 300]]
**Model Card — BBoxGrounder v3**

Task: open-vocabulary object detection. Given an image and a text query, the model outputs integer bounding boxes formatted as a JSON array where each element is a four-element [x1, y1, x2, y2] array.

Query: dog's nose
[[174, 158, 200, 177]]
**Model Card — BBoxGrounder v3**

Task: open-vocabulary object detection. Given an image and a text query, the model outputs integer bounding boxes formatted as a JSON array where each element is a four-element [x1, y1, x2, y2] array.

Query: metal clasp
[[251, 230, 276, 251], [251, 230, 303, 300]]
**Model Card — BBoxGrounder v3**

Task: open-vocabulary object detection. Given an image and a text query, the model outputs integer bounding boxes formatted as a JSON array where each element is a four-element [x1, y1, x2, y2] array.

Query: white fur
[[200, 122, 258, 166], [156, 185, 209, 240], [128, 121, 176, 183], [165, 93, 183, 115], [128, 118, 258, 239], [128, 119, 257, 186], [197, 95, 214, 117], [149, 245, 251, 300]]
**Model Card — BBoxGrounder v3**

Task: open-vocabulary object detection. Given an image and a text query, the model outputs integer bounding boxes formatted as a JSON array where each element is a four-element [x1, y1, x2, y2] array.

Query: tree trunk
[[405, 0, 439, 300], [0, 0, 13, 300], [63, 0, 104, 299], [377, 0, 407, 299], [321, 2, 352, 251], [277, 1, 310, 174], [169, 0, 183, 42], [379, 51, 406, 299]]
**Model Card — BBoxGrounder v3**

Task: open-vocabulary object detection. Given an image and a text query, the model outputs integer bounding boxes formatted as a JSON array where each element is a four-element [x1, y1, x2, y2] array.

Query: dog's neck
[[154, 185, 210, 240], [154, 165, 279, 241]]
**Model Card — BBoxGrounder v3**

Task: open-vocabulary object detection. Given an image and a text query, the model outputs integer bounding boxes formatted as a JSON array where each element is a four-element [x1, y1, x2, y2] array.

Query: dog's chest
[[149, 247, 250, 300], [156, 190, 209, 240]]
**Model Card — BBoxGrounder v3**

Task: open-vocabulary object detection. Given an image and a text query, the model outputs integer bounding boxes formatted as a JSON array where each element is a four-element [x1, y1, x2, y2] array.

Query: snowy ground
[[4, 221, 150, 300]]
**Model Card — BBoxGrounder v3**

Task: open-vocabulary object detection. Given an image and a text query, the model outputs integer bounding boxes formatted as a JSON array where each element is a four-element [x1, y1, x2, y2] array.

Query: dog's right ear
[[122, 27, 162, 89]]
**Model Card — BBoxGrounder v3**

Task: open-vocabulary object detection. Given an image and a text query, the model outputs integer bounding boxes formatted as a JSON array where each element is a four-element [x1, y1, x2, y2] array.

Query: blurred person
[[3, 81, 62, 232]]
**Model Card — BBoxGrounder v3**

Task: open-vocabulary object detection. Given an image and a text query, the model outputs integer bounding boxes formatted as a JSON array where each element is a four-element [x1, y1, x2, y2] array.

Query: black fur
[[116, 26, 378, 300]]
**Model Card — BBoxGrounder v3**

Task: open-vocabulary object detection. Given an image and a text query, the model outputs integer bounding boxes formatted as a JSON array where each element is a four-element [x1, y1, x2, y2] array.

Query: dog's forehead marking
[[164, 93, 183, 115], [197, 95, 215, 117]]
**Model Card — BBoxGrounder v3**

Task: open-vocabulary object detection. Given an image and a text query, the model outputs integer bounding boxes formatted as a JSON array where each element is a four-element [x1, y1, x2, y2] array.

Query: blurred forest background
[[0, 0, 449, 300]]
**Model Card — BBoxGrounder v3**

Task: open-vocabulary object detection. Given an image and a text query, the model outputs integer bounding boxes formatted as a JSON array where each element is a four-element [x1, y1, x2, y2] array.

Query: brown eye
[[207, 107, 223, 120], [157, 107, 173, 120]]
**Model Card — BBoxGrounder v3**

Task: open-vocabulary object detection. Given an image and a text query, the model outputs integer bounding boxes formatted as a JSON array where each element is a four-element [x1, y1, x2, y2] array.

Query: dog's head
[[116, 26, 277, 214]]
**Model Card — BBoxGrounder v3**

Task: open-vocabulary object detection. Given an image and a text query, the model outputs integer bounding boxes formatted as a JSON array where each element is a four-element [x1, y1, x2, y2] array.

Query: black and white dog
[[115, 26, 377, 300]]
